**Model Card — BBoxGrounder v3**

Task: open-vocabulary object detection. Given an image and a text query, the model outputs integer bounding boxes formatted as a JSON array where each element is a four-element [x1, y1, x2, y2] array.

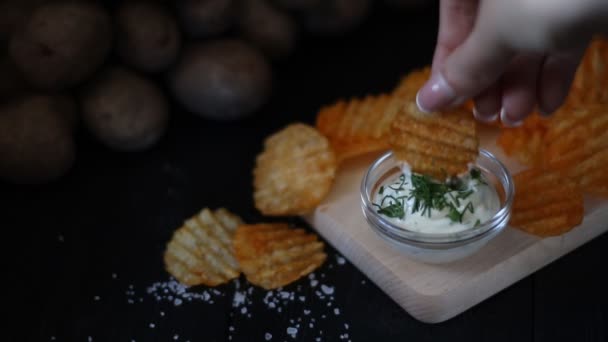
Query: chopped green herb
[[470, 168, 487, 185], [447, 205, 462, 223], [377, 203, 405, 219], [474, 219, 481, 228], [379, 186, 385, 195]]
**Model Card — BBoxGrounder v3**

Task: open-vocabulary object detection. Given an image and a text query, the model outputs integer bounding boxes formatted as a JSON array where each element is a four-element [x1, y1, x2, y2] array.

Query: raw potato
[[0, 55, 28, 103], [116, 1, 181, 72], [0, 95, 75, 184], [9, 1, 112, 89], [81, 68, 169, 152], [304, 0, 371, 36], [169, 40, 272, 121], [239, 0, 297, 60], [176, 0, 236, 37], [0, 0, 46, 41]]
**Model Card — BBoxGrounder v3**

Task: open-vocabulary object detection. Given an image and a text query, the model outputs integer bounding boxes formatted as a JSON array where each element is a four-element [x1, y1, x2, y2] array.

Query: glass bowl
[[360, 149, 514, 264]]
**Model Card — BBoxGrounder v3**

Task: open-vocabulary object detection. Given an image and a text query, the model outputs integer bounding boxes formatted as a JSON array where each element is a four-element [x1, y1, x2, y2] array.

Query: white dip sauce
[[372, 167, 500, 234]]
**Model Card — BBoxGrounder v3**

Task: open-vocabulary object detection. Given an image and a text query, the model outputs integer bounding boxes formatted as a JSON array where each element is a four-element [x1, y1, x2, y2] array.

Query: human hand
[[416, 0, 608, 126]]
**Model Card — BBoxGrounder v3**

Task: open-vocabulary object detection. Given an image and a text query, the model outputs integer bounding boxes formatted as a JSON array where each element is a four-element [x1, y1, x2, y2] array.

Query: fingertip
[[500, 107, 523, 128], [538, 50, 584, 116], [416, 72, 457, 112]]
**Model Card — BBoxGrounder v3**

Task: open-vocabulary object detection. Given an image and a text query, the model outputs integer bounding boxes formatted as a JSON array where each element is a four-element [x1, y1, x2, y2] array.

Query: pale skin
[[416, 0, 608, 127]]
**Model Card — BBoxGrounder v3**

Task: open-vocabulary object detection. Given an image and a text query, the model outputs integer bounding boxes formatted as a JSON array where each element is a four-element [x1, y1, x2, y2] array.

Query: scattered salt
[[321, 285, 334, 295], [286, 327, 298, 338]]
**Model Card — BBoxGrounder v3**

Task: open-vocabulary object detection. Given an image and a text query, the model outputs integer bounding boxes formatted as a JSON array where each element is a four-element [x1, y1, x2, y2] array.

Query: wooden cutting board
[[303, 128, 608, 323]]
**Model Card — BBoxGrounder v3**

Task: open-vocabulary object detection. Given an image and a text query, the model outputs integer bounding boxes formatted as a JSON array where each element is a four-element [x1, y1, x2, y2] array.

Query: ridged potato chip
[[390, 108, 478, 178], [234, 223, 327, 290], [316, 94, 392, 163], [164, 208, 243, 287], [567, 36, 608, 107], [510, 168, 584, 237], [496, 114, 550, 167], [540, 104, 608, 197], [496, 37, 607, 167], [253, 123, 337, 216]]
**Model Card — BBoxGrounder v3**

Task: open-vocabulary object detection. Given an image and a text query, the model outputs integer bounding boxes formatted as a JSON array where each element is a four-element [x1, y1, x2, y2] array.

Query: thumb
[[417, 14, 514, 112]]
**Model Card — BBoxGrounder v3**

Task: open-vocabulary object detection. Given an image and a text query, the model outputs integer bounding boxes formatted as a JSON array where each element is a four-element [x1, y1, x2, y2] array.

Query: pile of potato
[[0, 0, 426, 184]]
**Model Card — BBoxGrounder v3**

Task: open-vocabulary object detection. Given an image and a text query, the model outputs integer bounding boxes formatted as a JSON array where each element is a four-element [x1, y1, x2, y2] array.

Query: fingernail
[[500, 108, 523, 128], [415, 91, 431, 114], [416, 72, 456, 113], [473, 107, 499, 123]]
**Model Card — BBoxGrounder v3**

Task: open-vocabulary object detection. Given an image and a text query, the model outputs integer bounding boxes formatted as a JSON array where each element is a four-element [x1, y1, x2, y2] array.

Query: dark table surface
[[4, 2, 608, 342]]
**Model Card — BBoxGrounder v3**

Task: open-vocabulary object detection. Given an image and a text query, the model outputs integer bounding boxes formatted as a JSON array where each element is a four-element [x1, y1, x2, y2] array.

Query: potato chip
[[164, 208, 243, 287], [496, 113, 550, 167], [316, 94, 392, 163], [233, 223, 327, 290], [567, 36, 608, 107], [254, 123, 337, 216], [510, 168, 584, 237], [390, 107, 478, 178]]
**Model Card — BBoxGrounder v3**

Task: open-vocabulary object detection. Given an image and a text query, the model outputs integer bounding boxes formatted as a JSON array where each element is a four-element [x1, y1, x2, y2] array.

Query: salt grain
[[149, 323, 155, 328], [334, 308, 340, 315], [336, 256, 346, 265], [321, 285, 334, 295], [286, 327, 298, 338], [265, 332, 272, 340], [173, 334, 179, 340]]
